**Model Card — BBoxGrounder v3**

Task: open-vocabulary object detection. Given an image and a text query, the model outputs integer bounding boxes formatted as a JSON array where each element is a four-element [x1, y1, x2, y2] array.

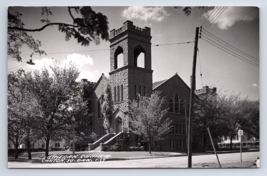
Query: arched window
[[121, 84, 123, 101], [114, 47, 123, 69], [174, 95, 179, 113], [114, 86, 116, 102], [180, 100, 185, 113], [117, 85, 120, 102], [134, 45, 145, 68], [169, 98, 174, 112], [98, 100, 102, 118]]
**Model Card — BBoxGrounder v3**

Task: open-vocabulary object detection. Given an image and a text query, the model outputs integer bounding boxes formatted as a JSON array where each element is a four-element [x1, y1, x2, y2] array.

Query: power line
[[202, 29, 258, 61], [202, 7, 224, 29], [8, 63, 27, 71], [202, 36, 259, 66], [204, 7, 228, 30], [202, 34, 259, 66], [208, 7, 227, 27], [201, 37, 259, 67], [202, 7, 222, 28], [18, 41, 195, 56], [152, 41, 194, 46], [20, 48, 110, 56]]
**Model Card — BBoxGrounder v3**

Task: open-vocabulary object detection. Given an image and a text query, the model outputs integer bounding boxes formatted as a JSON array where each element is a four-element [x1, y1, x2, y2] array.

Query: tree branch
[[68, 7, 75, 21], [8, 23, 80, 32]]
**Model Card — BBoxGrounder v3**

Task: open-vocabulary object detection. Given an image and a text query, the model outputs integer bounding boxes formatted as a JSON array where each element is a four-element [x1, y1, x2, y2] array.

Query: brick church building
[[84, 21, 191, 152]]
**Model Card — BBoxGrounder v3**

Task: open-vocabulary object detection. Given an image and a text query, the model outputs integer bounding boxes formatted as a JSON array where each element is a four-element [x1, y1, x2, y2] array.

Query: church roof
[[89, 73, 109, 94], [152, 80, 167, 89], [153, 73, 191, 91]]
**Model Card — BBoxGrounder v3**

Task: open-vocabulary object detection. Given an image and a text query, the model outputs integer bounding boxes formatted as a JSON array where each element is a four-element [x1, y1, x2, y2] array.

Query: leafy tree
[[215, 96, 259, 150], [8, 7, 109, 62], [101, 84, 114, 134], [59, 88, 92, 151], [219, 95, 243, 150], [22, 62, 89, 158], [238, 99, 260, 139], [8, 70, 42, 159], [194, 92, 260, 150], [128, 91, 172, 154], [193, 93, 226, 149]]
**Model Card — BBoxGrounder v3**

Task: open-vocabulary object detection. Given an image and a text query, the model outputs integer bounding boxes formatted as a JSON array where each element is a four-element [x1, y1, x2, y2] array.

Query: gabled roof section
[[152, 80, 167, 89], [153, 73, 191, 92], [113, 107, 127, 115], [89, 73, 109, 94]]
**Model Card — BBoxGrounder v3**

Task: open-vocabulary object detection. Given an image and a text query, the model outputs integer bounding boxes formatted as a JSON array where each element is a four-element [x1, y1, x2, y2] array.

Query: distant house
[[218, 132, 259, 148]]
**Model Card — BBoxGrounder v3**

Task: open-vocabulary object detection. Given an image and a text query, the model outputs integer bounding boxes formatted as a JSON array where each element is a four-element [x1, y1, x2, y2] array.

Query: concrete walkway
[[8, 151, 260, 168]]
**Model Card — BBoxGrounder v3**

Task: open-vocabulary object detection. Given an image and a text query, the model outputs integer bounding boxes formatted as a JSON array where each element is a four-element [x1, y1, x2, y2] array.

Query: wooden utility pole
[[188, 27, 200, 168], [207, 127, 221, 168]]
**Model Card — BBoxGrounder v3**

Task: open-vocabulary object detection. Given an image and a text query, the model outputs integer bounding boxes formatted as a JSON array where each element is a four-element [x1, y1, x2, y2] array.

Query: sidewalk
[[8, 148, 259, 163], [8, 151, 187, 163]]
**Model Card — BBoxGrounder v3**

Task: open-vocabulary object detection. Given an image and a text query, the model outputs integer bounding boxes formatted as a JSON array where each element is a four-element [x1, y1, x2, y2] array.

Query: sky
[[7, 6, 260, 100]]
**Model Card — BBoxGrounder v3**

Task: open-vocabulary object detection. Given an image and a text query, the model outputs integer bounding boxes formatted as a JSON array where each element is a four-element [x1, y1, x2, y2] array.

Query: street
[[8, 151, 259, 168]]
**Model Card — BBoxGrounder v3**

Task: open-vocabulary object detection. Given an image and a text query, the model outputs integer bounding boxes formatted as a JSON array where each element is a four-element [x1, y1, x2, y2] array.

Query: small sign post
[[238, 130, 243, 162]]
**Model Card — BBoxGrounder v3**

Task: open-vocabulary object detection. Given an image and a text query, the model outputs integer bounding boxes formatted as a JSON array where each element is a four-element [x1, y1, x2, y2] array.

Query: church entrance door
[[116, 117, 122, 133]]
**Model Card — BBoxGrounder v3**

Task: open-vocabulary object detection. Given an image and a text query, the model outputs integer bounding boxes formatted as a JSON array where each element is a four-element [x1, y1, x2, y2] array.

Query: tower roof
[[109, 20, 151, 40]]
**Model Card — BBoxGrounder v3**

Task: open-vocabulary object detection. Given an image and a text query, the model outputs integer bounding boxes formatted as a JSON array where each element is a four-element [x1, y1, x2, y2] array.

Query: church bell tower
[[109, 21, 153, 132]]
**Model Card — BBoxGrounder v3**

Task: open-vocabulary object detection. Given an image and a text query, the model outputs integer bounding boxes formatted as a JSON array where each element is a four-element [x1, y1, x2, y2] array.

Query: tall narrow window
[[114, 47, 123, 69], [121, 84, 123, 101], [180, 124, 182, 134], [169, 98, 174, 112], [143, 86, 146, 96], [177, 140, 180, 149], [135, 85, 137, 100], [134, 45, 145, 68], [170, 140, 174, 149], [117, 85, 120, 102], [98, 100, 101, 118], [114, 87, 116, 103], [183, 124, 186, 134], [180, 100, 185, 113], [174, 95, 179, 113], [139, 85, 142, 96]]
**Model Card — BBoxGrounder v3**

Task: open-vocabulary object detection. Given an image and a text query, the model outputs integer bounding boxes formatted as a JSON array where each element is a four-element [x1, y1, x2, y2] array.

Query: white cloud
[[122, 6, 170, 22], [65, 53, 94, 68], [27, 53, 94, 71], [203, 7, 259, 30], [26, 53, 96, 82], [78, 70, 99, 82]]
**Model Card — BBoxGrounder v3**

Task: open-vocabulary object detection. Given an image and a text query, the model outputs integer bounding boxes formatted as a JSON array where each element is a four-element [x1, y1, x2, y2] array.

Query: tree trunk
[[26, 138, 32, 160], [202, 134, 205, 150], [14, 144, 18, 159], [45, 136, 50, 159], [230, 137, 233, 150], [148, 141, 151, 154]]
